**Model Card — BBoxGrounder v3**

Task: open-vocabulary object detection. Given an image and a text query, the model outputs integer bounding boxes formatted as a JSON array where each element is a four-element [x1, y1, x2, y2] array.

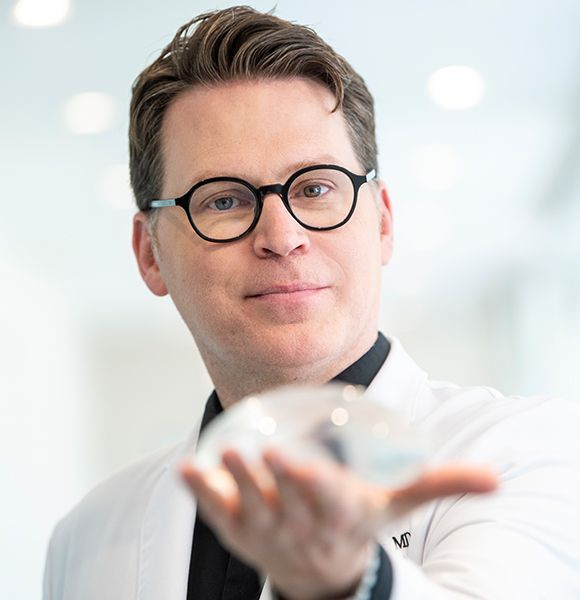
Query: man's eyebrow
[[188, 155, 345, 187], [285, 155, 344, 173]]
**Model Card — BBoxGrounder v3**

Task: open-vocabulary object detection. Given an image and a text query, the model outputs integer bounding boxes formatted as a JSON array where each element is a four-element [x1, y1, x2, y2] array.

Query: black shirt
[[186, 332, 391, 600]]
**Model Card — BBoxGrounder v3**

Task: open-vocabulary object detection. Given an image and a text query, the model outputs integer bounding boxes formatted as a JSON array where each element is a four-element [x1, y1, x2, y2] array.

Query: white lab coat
[[43, 337, 580, 599]]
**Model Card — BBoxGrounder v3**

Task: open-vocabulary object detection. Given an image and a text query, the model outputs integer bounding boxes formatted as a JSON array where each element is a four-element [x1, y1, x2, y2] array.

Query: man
[[43, 6, 580, 599]]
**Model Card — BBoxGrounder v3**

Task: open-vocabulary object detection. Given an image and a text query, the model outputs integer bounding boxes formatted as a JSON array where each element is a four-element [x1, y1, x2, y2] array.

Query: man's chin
[[241, 322, 343, 369]]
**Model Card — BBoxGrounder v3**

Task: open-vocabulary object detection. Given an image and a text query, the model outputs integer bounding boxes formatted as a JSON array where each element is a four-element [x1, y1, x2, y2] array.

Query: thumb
[[384, 465, 499, 520]]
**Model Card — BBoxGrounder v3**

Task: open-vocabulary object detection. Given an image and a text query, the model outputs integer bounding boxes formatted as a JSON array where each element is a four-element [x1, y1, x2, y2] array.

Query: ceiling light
[[12, 0, 70, 28], [428, 65, 485, 110], [63, 92, 116, 135]]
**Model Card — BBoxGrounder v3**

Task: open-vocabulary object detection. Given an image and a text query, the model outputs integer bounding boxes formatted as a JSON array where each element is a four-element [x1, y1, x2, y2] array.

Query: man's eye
[[210, 196, 238, 211], [301, 183, 329, 198]]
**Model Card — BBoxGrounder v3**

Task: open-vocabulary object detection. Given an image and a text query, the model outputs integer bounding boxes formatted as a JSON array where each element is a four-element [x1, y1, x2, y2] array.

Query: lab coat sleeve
[[42, 537, 53, 600], [384, 418, 580, 598], [43, 518, 68, 600]]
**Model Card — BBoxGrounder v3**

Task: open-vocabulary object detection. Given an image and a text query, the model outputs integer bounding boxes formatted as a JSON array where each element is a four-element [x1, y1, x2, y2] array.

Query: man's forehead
[[162, 79, 341, 145], [168, 76, 337, 109], [160, 79, 358, 193]]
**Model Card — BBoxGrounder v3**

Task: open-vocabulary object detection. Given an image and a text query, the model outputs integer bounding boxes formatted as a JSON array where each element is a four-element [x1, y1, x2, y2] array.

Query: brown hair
[[129, 5, 377, 211]]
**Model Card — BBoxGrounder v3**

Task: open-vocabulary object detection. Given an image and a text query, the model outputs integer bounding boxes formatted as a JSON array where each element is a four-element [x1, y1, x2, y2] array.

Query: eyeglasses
[[147, 164, 376, 243]]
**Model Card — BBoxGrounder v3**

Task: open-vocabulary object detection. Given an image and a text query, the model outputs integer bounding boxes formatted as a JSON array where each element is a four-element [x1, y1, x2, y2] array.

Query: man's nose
[[251, 192, 311, 258]]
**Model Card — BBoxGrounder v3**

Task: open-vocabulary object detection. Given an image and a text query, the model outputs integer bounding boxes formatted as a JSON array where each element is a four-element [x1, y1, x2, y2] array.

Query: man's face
[[134, 78, 393, 387]]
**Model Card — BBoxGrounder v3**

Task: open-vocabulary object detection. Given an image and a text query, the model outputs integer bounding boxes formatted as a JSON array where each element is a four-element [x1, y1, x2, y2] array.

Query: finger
[[263, 450, 316, 539], [179, 461, 238, 529], [391, 465, 498, 503], [386, 465, 499, 518], [221, 449, 278, 526]]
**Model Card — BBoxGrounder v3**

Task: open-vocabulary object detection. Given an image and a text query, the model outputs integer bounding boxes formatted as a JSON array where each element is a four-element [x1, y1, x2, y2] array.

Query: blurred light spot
[[413, 144, 464, 190], [428, 65, 485, 110], [63, 92, 116, 135], [258, 416, 277, 436], [342, 384, 359, 403], [102, 164, 134, 211], [331, 407, 349, 427], [372, 422, 390, 438], [12, 0, 70, 28]]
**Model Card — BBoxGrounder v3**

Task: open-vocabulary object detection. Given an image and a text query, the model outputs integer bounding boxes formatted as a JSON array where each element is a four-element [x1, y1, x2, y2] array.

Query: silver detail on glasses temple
[[150, 199, 176, 208]]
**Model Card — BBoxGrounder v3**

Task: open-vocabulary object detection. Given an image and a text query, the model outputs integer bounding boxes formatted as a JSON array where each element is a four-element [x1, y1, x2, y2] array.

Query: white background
[[1, 1, 579, 597]]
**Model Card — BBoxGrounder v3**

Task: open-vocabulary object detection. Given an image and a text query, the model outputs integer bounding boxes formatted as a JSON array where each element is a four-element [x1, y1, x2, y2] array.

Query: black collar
[[332, 331, 390, 387]]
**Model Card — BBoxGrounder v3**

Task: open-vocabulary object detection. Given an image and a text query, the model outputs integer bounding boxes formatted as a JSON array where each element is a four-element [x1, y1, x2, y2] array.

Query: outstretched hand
[[180, 449, 497, 600]]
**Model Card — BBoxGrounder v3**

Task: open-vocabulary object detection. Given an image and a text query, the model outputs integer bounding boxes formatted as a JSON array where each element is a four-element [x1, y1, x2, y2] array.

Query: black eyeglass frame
[[147, 163, 377, 243]]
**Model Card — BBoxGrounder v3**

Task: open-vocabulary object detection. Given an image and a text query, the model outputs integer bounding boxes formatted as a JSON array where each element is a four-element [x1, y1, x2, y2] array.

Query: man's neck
[[203, 329, 381, 409]]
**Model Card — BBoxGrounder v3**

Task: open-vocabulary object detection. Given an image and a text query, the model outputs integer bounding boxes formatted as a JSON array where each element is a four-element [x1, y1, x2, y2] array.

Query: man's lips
[[246, 283, 329, 298]]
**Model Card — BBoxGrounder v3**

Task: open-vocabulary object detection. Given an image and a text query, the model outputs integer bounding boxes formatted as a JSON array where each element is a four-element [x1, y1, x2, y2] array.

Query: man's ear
[[376, 181, 394, 265], [132, 212, 169, 297]]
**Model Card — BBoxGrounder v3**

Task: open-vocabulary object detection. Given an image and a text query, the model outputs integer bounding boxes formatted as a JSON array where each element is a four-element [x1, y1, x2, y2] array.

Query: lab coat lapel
[[138, 428, 200, 600]]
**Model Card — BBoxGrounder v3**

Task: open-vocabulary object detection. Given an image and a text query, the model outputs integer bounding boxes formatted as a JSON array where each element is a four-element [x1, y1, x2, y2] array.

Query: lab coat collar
[[367, 336, 428, 424]]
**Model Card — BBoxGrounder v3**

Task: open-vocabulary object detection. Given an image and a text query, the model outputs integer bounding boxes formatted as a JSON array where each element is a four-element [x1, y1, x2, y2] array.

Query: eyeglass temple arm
[[366, 169, 376, 181], [149, 199, 177, 208]]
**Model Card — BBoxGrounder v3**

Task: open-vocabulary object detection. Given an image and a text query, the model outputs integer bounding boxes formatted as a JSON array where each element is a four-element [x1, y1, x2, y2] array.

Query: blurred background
[[1, 0, 579, 597]]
